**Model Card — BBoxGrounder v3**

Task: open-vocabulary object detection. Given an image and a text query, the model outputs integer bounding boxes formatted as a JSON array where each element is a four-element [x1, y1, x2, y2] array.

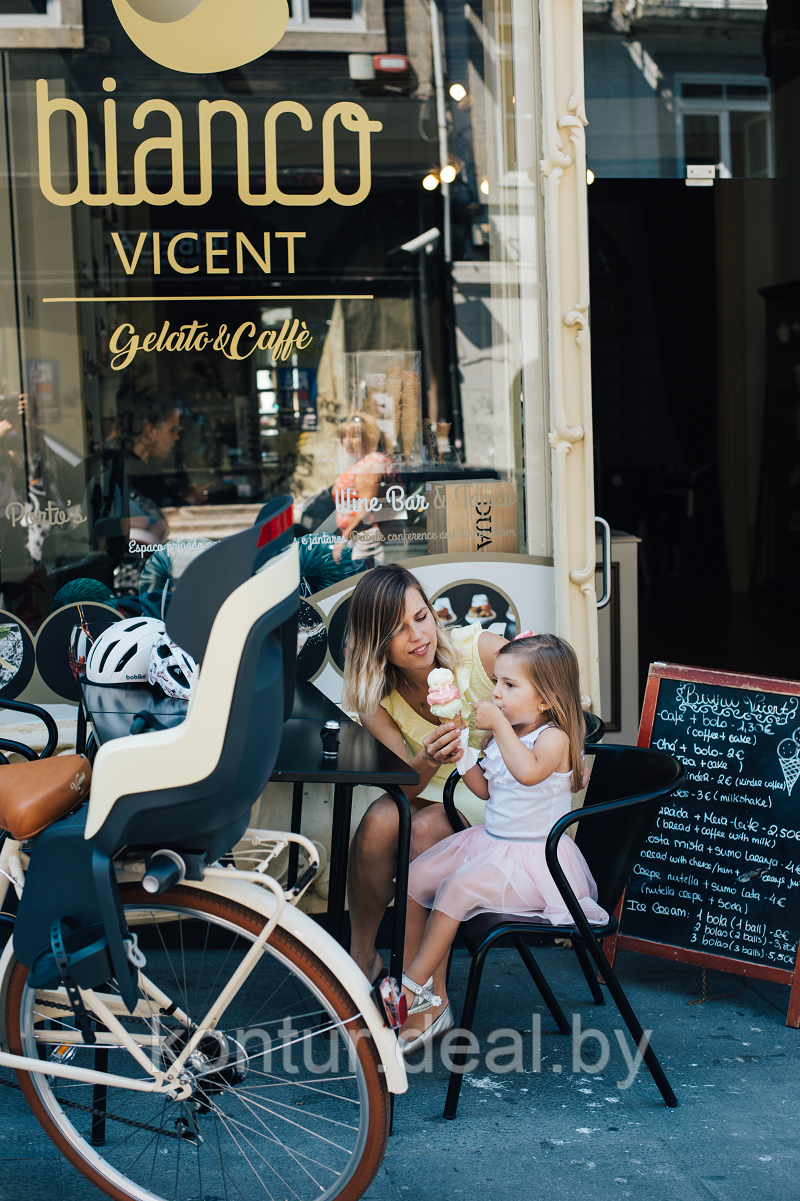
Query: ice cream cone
[[440, 713, 465, 730], [779, 754, 800, 797], [399, 369, 420, 457]]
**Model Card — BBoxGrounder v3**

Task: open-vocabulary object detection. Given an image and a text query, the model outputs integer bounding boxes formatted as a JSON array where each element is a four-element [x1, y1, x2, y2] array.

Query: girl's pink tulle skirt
[[407, 824, 608, 926]]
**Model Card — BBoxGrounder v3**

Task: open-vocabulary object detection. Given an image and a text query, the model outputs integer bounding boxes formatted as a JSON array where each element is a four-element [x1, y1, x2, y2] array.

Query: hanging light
[[440, 163, 457, 184], [422, 172, 440, 191], [480, 177, 489, 196], [449, 83, 467, 101], [586, 169, 595, 184]]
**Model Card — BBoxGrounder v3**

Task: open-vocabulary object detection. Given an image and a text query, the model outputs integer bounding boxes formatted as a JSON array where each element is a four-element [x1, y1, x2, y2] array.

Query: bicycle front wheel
[[6, 884, 391, 1201]]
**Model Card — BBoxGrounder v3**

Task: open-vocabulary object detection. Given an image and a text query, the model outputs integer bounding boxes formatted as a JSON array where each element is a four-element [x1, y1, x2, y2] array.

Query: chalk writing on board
[[623, 678, 800, 968], [778, 730, 800, 796]]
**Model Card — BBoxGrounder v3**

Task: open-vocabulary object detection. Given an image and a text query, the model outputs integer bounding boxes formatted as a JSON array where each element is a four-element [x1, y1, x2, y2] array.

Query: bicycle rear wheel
[[6, 884, 390, 1201]]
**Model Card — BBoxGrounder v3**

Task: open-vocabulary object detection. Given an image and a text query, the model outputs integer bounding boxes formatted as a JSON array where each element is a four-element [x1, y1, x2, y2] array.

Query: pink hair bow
[[494, 629, 537, 655]]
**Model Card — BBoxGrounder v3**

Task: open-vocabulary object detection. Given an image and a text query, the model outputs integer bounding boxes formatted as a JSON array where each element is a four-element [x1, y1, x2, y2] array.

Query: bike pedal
[[50, 1042, 78, 1064]]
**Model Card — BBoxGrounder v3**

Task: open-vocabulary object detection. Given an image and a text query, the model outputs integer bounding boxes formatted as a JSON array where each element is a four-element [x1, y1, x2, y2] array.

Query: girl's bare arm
[[473, 702, 569, 785], [461, 762, 489, 800]]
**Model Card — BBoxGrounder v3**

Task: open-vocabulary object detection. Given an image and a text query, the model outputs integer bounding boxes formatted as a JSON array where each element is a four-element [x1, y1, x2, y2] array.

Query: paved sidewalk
[[370, 946, 799, 1201], [0, 945, 796, 1200]]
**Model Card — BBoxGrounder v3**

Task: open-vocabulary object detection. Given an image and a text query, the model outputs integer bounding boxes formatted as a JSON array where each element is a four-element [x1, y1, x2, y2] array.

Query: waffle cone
[[399, 370, 420, 456], [440, 713, 465, 730]]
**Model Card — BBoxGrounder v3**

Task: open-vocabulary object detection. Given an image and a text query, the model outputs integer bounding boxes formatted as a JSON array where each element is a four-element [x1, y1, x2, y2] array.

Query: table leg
[[327, 783, 353, 946], [385, 786, 412, 987], [76, 703, 87, 756], [287, 781, 304, 888]]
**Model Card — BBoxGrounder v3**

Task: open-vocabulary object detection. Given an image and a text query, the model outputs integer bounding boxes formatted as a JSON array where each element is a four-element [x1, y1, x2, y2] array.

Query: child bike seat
[[0, 754, 91, 841]]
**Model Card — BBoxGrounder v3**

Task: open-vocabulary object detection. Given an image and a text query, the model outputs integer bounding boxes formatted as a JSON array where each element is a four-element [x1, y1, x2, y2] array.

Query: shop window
[[676, 76, 772, 180], [0, 0, 545, 651], [583, 4, 774, 181]]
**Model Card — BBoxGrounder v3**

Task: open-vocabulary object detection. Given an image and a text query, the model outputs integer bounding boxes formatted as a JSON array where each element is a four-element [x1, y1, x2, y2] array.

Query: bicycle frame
[[0, 828, 408, 1097]]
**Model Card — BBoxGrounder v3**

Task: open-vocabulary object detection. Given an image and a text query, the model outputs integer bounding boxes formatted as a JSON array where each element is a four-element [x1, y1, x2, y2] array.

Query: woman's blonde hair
[[341, 564, 461, 714], [495, 634, 585, 792]]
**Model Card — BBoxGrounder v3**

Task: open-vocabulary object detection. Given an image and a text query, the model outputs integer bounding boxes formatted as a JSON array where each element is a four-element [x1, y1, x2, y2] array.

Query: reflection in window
[[288, 0, 360, 25], [584, 1, 773, 180]]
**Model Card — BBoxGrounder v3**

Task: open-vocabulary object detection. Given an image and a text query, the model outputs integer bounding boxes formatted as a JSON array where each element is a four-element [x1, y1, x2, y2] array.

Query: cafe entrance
[[585, 0, 800, 695]]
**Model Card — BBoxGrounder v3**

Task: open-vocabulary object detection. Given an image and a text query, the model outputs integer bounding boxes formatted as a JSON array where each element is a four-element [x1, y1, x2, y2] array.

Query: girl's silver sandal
[[398, 1003, 454, 1056], [402, 973, 441, 1015]]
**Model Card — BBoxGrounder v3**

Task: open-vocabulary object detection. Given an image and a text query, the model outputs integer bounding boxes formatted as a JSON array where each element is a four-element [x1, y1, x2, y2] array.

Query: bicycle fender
[[0, 937, 17, 1051], [178, 875, 408, 1095]]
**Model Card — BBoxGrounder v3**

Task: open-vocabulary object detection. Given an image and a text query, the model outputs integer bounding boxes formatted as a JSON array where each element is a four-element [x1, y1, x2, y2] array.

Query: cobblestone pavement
[[0, 946, 796, 1200]]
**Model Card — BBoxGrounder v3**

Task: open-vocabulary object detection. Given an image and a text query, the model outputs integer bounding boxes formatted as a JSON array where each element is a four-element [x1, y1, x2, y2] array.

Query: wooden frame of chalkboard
[[604, 662, 800, 1028]]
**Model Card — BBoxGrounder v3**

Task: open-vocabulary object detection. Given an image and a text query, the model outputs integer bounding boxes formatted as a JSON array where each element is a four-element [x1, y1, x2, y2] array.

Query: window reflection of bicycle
[[0, 499, 406, 1201]]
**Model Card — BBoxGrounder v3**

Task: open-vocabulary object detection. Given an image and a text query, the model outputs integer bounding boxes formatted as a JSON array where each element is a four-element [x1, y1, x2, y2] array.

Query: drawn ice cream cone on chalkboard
[[777, 728, 800, 796]]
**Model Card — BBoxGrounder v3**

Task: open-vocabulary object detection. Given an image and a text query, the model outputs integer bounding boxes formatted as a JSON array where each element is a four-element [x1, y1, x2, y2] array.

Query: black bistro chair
[[0, 698, 59, 763], [440, 739, 685, 1117]]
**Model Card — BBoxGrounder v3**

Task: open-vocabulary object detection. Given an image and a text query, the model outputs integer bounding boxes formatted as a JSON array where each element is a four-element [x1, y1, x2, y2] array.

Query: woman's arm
[[473, 703, 569, 786], [359, 705, 464, 801], [477, 629, 508, 679]]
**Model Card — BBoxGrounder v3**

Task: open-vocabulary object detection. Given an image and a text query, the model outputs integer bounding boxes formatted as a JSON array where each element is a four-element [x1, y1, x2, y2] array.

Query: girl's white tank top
[[481, 722, 574, 841]]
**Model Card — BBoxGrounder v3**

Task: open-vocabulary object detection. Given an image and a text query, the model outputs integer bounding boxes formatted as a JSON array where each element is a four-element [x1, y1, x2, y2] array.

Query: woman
[[331, 411, 391, 566], [342, 563, 507, 1050]]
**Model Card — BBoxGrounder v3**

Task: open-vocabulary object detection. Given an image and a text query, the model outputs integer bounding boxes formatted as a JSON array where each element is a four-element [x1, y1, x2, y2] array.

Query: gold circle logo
[[112, 0, 290, 74]]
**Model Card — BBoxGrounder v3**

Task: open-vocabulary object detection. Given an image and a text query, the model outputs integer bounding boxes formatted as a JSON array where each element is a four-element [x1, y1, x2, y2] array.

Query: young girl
[[399, 633, 608, 1052]]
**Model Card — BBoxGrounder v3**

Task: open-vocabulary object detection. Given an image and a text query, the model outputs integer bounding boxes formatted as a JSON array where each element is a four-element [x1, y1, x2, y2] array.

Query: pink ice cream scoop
[[426, 668, 465, 727]]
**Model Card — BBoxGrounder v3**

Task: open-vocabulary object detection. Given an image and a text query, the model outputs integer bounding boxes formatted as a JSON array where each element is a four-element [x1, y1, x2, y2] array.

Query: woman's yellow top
[[379, 622, 494, 827]]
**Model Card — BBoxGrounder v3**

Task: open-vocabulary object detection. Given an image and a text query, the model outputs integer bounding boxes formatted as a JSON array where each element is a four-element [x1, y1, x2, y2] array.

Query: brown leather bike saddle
[[0, 755, 91, 841]]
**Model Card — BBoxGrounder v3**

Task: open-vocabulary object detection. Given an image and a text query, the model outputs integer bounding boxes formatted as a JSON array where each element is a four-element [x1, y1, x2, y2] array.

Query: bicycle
[[0, 496, 407, 1201]]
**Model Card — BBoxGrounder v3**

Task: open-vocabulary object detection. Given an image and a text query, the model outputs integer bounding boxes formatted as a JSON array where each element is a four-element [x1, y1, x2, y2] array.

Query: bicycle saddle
[[0, 754, 91, 841]]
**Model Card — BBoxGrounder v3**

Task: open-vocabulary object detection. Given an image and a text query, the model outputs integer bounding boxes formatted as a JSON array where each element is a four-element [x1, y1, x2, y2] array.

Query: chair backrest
[[85, 497, 299, 862], [574, 743, 682, 915], [583, 711, 605, 746]]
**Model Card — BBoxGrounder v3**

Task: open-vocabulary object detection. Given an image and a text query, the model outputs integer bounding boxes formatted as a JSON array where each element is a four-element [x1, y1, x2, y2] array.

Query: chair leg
[[512, 936, 571, 1035], [443, 941, 490, 1120], [581, 937, 677, 1107], [573, 942, 605, 1006]]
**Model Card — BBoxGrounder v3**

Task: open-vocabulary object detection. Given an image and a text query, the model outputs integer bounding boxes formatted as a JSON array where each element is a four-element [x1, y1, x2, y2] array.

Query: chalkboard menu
[[609, 663, 800, 1027]]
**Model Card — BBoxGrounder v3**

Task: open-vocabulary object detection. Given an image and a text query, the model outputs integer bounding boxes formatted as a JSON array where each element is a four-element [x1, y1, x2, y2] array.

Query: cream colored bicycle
[[0, 499, 407, 1201]]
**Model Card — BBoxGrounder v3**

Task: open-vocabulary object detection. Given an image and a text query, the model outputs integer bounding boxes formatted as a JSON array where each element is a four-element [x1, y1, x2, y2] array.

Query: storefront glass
[[0, 0, 553, 701], [585, 0, 800, 687]]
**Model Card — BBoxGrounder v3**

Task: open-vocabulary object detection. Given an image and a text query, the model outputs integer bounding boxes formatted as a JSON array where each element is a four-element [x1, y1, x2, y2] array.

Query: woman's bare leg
[[348, 797, 464, 985], [348, 795, 403, 982]]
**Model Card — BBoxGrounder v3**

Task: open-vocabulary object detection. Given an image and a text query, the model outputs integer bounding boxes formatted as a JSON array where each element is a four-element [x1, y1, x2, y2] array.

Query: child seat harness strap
[[49, 918, 97, 1046]]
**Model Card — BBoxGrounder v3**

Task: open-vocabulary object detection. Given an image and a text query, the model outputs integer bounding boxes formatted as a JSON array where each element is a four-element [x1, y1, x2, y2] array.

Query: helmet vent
[[115, 644, 139, 673], [98, 640, 119, 674]]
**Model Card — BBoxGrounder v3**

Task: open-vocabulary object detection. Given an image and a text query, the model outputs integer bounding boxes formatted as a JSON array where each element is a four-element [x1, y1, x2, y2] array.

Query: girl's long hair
[[341, 564, 461, 715], [495, 634, 585, 792]]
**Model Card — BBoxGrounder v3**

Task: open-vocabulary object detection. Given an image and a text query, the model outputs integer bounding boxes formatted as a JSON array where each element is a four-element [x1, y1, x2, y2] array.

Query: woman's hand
[[422, 722, 463, 765]]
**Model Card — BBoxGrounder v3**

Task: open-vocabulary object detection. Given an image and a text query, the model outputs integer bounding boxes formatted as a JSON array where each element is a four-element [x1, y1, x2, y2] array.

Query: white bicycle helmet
[[148, 633, 197, 701], [85, 618, 166, 685]]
